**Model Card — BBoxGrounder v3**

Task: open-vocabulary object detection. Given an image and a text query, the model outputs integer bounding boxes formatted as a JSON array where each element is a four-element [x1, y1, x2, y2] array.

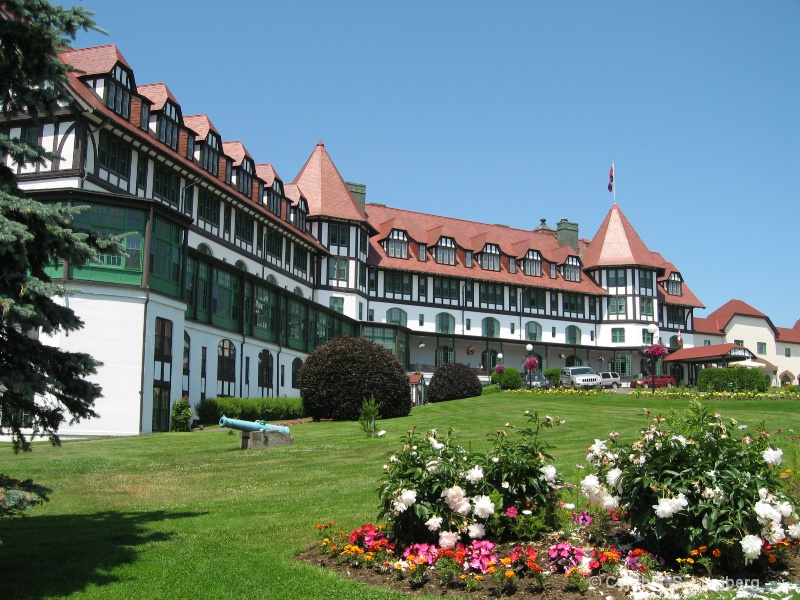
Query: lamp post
[[647, 323, 659, 394], [496, 352, 505, 390], [525, 343, 533, 389]]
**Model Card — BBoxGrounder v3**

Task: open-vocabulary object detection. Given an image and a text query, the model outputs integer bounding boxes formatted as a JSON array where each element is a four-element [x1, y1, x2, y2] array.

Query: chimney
[[556, 218, 579, 252], [346, 182, 366, 211]]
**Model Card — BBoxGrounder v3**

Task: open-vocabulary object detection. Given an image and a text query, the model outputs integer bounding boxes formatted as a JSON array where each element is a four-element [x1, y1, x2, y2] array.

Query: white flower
[[425, 515, 443, 532], [465, 466, 484, 482], [767, 523, 786, 544], [563, 503, 575, 510], [377, 430, 386, 437], [776, 501, 793, 518], [671, 435, 687, 447], [393, 500, 409, 513], [467, 522, 486, 538], [429, 437, 444, 450], [389, 455, 398, 462], [383, 464, 389, 470], [653, 493, 688, 519], [606, 468, 623, 489], [522, 509, 532, 515], [426, 459, 440, 474], [540, 465, 557, 483], [472, 495, 495, 519], [763, 447, 783, 466], [501, 481, 510, 489], [399, 489, 417, 508], [439, 531, 459, 549], [788, 523, 800, 539], [754, 501, 782, 524], [740, 535, 763, 564], [491, 456, 500, 463], [443, 486, 471, 515]]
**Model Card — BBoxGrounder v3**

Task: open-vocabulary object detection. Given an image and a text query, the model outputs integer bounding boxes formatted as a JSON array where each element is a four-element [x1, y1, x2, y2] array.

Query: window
[[265, 229, 282, 259], [666, 305, 686, 328], [153, 164, 180, 207], [509, 258, 516, 274], [608, 269, 626, 287], [525, 321, 542, 342], [434, 237, 456, 265], [418, 244, 427, 261], [608, 296, 626, 315], [435, 312, 455, 334], [200, 134, 221, 176], [466, 318, 471, 331], [140, 102, 150, 131], [234, 210, 254, 244], [159, 101, 180, 150], [359, 229, 367, 253], [154, 317, 172, 361], [71, 203, 144, 272], [267, 181, 282, 216], [293, 247, 308, 272], [786, 348, 792, 358], [217, 339, 236, 383], [384, 271, 411, 295], [386, 307, 407, 326], [328, 258, 348, 281], [329, 223, 350, 248], [643, 329, 655, 344], [640, 297, 653, 317], [385, 230, 408, 258], [437, 345, 453, 365], [666, 272, 683, 296], [550, 263, 557, 278], [198, 191, 220, 226], [237, 161, 253, 197], [98, 130, 131, 179], [418, 276, 427, 299], [291, 358, 303, 389], [757, 342, 767, 355], [433, 277, 460, 301], [563, 257, 581, 282], [419, 314, 424, 326], [612, 328, 625, 343], [639, 270, 654, 293], [257, 349, 273, 389], [509, 288, 517, 308], [565, 325, 581, 345], [213, 268, 240, 321], [329, 296, 344, 313], [149, 216, 182, 288], [482, 317, 500, 338], [521, 288, 546, 310], [479, 244, 500, 271], [186, 136, 195, 161], [479, 283, 504, 306], [106, 64, 131, 118], [465, 251, 473, 268], [703, 339, 711, 346], [562, 293, 584, 316], [523, 250, 542, 276], [510, 323, 515, 334]]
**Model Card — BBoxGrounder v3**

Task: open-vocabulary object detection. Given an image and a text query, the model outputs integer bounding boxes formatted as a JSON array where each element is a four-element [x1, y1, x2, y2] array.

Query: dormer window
[[159, 101, 180, 150], [291, 199, 307, 232], [479, 243, 500, 271], [385, 230, 408, 258], [666, 272, 683, 296], [562, 256, 581, 282], [434, 237, 456, 265], [236, 159, 254, 197], [106, 65, 131, 118], [524, 250, 542, 276], [608, 268, 626, 287], [267, 181, 282, 216], [201, 134, 220, 176]]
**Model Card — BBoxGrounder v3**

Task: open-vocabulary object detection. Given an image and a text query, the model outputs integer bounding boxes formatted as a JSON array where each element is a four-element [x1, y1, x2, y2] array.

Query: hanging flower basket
[[466, 346, 476, 356], [523, 356, 539, 372], [643, 343, 669, 360], [494, 364, 506, 375]]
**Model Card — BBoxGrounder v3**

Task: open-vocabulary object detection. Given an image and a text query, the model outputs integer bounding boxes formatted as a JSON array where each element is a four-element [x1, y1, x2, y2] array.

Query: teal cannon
[[219, 416, 291, 437]]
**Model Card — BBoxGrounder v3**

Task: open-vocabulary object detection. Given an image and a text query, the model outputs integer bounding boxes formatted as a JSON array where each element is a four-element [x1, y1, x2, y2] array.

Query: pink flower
[[506, 506, 518, 517]]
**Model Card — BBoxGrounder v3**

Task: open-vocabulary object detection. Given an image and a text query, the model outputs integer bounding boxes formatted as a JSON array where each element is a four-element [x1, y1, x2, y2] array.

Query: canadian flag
[[608, 164, 614, 192], [677, 328, 682, 346]]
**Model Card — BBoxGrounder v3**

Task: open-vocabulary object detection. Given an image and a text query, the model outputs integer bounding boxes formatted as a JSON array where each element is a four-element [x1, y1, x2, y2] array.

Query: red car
[[631, 374, 676, 389]]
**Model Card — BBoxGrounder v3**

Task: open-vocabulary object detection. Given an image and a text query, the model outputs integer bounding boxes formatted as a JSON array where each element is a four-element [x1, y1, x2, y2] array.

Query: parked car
[[599, 371, 621, 389], [631, 374, 676, 389], [559, 367, 602, 390], [525, 371, 552, 389]]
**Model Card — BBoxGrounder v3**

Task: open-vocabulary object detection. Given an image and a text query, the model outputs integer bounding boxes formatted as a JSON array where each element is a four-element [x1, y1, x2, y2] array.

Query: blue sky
[[73, 0, 799, 328]]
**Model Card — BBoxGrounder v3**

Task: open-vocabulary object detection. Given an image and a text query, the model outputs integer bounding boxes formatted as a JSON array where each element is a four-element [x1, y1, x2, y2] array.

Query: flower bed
[[301, 402, 800, 599]]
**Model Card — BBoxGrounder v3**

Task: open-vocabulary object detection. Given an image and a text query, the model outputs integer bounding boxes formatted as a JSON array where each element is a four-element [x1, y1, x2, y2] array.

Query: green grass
[[2, 392, 800, 599]]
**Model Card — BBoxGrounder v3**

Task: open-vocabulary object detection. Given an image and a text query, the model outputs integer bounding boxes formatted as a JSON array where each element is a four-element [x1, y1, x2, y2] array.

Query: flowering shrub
[[377, 412, 564, 548], [581, 400, 798, 569]]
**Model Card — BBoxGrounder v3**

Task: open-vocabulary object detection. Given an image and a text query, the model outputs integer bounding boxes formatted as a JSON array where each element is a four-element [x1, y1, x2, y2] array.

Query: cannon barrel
[[219, 416, 291, 437]]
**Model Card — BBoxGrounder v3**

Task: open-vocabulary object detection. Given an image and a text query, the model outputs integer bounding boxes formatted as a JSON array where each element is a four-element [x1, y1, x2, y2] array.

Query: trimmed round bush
[[299, 336, 411, 421], [427, 362, 482, 402], [491, 366, 522, 389]]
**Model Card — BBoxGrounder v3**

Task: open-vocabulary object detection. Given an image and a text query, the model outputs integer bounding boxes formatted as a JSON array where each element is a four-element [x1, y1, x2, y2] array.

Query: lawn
[[2, 391, 800, 599]]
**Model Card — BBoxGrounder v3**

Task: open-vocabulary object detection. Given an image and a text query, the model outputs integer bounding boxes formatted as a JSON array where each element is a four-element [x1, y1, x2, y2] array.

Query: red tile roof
[[137, 83, 178, 111], [222, 141, 251, 167], [656, 259, 704, 309], [697, 299, 776, 335], [183, 114, 219, 140], [255, 164, 281, 186], [582, 204, 665, 269], [663, 343, 748, 362], [777, 326, 800, 344], [60, 44, 131, 76], [292, 142, 368, 223]]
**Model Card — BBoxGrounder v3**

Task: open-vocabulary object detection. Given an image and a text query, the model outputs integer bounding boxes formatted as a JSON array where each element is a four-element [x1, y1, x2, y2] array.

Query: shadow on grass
[[0, 509, 207, 599]]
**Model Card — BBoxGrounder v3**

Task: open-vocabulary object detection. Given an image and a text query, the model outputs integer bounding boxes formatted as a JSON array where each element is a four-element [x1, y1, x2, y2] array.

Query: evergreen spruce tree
[[0, 1, 117, 452]]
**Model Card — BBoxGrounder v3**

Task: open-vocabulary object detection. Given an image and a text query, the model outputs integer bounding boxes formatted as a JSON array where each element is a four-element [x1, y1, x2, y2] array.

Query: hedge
[[696, 367, 768, 393], [195, 396, 305, 425]]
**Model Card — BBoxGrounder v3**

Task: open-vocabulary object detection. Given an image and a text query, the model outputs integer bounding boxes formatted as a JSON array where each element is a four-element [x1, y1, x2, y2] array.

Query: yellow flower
[[409, 563, 417, 571], [686, 558, 694, 564], [501, 557, 512, 566], [487, 567, 496, 575]]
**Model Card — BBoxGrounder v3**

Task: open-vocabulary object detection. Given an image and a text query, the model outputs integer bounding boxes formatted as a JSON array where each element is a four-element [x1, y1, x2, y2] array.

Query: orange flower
[[504, 570, 515, 579], [690, 549, 699, 556], [713, 548, 722, 558], [768, 554, 777, 564], [501, 557, 512, 566], [698, 546, 708, 553]]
